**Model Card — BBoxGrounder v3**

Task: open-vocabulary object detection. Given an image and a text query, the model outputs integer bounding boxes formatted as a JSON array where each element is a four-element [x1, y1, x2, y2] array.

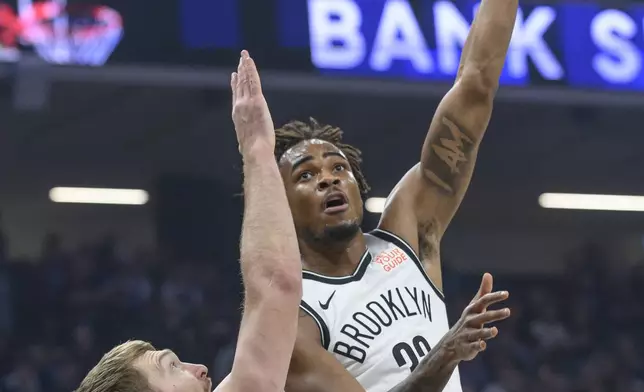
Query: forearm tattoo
[[423, 116, 476, 195]]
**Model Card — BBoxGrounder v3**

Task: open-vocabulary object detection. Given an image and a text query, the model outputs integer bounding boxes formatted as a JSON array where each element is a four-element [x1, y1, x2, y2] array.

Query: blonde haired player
[[75, 50, 302, 392]]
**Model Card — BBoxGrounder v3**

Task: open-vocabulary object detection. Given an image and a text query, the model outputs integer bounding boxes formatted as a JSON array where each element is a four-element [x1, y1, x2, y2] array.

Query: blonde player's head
[[76, 340, 211, 392]]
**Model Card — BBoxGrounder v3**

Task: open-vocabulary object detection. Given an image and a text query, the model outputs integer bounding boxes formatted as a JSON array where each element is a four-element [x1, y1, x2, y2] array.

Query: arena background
[[1, 0, 644, 391]]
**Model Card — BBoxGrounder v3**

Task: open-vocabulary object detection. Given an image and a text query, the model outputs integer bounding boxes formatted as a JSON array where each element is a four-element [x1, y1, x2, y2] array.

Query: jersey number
[[391, 335, 432, 372]]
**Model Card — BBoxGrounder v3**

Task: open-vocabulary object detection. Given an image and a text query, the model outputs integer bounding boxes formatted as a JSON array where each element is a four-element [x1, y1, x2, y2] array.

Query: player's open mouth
[[323, 192, 349, 214]]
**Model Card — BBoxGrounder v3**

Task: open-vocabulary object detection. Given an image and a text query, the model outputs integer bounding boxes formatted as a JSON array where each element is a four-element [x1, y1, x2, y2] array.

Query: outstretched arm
[[287, 275, 509, 392], [219, 50, 302, 392], [378, 0, 519, 289]]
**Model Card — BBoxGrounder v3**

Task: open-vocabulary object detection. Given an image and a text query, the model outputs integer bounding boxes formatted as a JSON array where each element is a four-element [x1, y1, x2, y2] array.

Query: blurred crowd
[[452, 244, 644, 392], [0, 227, 242, 392], [0, 222, 643, 392]]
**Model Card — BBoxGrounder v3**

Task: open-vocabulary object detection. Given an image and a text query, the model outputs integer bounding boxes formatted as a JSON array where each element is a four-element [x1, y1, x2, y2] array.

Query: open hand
[[231, 50, 275, 154], [440, 273, 510, 361]]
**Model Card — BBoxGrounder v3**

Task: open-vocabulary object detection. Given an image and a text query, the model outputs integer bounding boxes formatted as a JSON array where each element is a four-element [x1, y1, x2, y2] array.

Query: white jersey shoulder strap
[[299, 250, 373, 349], [367, 229, 444, 301]]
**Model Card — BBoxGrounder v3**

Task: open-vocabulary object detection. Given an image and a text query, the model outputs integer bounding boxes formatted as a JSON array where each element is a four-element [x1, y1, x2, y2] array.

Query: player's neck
[[299, 231, 366, 277]]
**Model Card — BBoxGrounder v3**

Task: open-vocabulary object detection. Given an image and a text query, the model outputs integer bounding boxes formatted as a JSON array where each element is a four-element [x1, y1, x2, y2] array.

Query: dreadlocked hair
[[275, 118, 370, 195]]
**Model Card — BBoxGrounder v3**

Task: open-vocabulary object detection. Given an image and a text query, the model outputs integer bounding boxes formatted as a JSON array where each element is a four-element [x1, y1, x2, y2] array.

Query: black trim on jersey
[[369, 229, 445, 301], [300, 300, 331, 350], [302, 251, 373, 285]]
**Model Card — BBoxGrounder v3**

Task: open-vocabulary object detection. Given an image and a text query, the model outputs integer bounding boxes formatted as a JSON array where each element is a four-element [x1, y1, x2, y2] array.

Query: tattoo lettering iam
[[424, 117, 475, 194]]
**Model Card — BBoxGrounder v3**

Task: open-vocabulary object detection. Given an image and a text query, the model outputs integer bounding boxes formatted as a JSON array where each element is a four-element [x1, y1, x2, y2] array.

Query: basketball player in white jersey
[[76, 51, 302, 392], [269, 0, 520, 390]]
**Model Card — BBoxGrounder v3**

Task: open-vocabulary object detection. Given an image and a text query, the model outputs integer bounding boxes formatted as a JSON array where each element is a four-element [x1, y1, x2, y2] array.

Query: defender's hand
[[441, 273, 510, 362], [231, 50, 275, 154]]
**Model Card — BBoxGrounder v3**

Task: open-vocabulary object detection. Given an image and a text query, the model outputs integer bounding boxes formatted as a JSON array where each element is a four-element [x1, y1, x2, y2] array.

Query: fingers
[[237, 52, 249, 98], [467, 340, 487, 353], [231, 72, 238, 104], [240, 50, 252, 97], [472, 272, 493, 303], [236, 50, 261, 99], [482, 272, 493, 293], [245, 55, 262, 96], [469, 290, 508, 313], [466, 327, 498, 342], [469, 308, 511, 326]]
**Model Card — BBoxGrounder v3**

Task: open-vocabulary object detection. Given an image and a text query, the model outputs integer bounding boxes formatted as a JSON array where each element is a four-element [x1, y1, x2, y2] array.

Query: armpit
[[418, 219, 440, 264]]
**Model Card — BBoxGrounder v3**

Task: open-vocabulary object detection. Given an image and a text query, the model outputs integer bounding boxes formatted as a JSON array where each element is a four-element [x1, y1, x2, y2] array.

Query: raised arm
[[287, 274, 509, 392], [378, 0, 519, 289], [220, 50, 302, 392]]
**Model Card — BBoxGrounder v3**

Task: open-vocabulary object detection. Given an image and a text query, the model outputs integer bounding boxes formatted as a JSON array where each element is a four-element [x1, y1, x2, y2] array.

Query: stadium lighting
[[538, 193, 644, 212], [49, 187, 149, 205], [365, 197, 387, 213]]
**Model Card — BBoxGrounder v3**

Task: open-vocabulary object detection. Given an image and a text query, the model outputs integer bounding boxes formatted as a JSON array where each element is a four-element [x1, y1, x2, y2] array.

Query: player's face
[[134, 349, 211, 392], [279, 139, 363, 243]]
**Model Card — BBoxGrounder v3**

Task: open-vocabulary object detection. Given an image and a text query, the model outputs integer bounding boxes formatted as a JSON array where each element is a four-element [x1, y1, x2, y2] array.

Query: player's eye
[[299, 171, 313, 181], [170, 361, 179, 369], [334, 164, 346, 172]]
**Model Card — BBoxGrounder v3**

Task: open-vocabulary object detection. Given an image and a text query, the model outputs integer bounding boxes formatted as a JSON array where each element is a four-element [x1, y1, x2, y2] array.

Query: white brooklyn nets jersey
[[300, 229, 462, 392]]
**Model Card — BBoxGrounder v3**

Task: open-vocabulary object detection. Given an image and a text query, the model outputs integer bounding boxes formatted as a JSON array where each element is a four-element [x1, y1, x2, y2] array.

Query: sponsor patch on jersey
[[373, 247, 409, 272]]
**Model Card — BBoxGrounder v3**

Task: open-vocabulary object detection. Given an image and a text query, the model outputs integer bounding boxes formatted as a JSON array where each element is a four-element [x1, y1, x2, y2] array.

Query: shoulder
[[212, 375, 231, 392], [296, 308, 324, 349], [288, 310, 326, 372], [214, 374, 286, 392]]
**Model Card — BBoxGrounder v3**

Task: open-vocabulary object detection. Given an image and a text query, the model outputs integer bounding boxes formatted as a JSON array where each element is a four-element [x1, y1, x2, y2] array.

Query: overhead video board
[[5, 0, 644, 93], [0, 0, 123, 65], [300, 0, 644, 91]]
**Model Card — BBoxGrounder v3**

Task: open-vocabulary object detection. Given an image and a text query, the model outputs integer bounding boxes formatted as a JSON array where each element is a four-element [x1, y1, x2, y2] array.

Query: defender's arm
[[226, 145, 302, 392], [378, 0, 518, 289], [223, 52, 303, 392]]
